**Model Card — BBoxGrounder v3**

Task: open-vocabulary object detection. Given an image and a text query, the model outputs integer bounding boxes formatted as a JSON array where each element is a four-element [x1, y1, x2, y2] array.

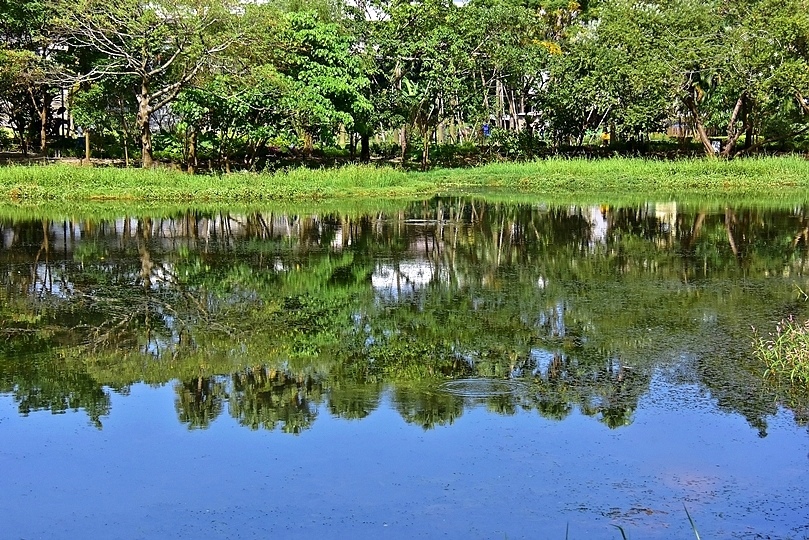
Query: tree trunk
[[29, 86, 49, 153], [495, 79, 504, 129], [421, 128, 430, 171], [742, 94, 754, 150], [138, 81, 155, 168], [399, 125, 408, 165], [683, 211, 706, 251], [39, 100, 48, 153], [721, 92, 746, 158], [744, 122, 754, 150], [684, 92, 715, 157], [339, 125, 347, 149], [360, 132, 370, 163], [509, 88, 519, 133], [17, 128, 28, 156], [187, 125, 198, 174], [797, 91, 809, 115], [119, 96, 131, 167], [725, 208, 739, 258], [247, 139, 263, 171], [84, 129, 91, 165]]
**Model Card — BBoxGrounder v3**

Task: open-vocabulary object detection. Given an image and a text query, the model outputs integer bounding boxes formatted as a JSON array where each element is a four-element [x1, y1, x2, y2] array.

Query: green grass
[[1, 155, 809, 203], [428, 155, 809, 196], [753, 316, 809, 386], [0, 163, 433, 201]]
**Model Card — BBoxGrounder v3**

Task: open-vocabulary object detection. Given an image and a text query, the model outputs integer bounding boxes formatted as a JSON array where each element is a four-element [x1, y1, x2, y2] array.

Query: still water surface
[[2, 199, 809, 538]]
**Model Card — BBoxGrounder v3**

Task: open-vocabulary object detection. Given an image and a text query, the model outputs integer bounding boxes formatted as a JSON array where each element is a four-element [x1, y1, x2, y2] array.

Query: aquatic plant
[[684, 504, 702, 540], [754, 316, 809, 385]]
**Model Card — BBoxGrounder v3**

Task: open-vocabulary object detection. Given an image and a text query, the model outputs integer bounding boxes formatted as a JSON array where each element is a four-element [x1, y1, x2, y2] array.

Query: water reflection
[[229, 367, 323, 433], [2, 200, 809, 434]]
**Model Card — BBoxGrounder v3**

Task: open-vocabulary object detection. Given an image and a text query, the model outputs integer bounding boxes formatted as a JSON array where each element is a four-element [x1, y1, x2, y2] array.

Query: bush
[[0, 129, 13, 151], [152, 131, 187, 162], [488, 128, 547, 160], [369, 141, 400, 158]]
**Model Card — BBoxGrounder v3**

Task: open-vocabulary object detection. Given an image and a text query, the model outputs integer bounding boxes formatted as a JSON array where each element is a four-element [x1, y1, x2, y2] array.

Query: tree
[[0, 0, 62, 154], [274, 10, 372, 154], [577, 0, 809, 157], [71, 77, 138, 165], [542, 0, 707, 148], [725, 0, 809, 156], [0, 49, 41, 153], [371, 0, 479, 169], [56, 0, 239, 167], [469, 0, 574, 140]]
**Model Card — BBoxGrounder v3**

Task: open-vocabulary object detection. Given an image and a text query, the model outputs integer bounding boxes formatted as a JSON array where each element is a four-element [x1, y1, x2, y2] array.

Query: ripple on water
[[439, 378, 531, 398]]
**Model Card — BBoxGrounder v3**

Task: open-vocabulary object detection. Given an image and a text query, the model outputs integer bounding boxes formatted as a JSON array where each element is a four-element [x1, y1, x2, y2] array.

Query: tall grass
[[753, 315, 809, 385], [2, 155, 809, 203]]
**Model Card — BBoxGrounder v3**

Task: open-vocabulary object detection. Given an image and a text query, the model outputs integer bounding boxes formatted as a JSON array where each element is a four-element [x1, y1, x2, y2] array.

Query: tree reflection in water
[[228, 367, 323, 433], [2, 199, 809, 433]]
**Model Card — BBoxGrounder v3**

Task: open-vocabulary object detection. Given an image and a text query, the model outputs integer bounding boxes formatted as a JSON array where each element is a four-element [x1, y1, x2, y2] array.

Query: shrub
[[488, 128, 547, 159]]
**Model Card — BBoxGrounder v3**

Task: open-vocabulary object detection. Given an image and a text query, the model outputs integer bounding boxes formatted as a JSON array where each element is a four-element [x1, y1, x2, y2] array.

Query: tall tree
[[56, 0, 239, 167], [372, 0, 479, 168], [275, 10, 372, 155], [470, 0, 575, 138]]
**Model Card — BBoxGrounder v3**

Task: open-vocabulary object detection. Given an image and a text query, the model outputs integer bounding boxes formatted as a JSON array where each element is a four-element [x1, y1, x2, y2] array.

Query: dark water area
[[2, 199, 809, 538]]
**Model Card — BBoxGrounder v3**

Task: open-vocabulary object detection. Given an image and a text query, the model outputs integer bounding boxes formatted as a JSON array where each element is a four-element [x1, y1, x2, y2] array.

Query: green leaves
[[277, 10, 371, 144]]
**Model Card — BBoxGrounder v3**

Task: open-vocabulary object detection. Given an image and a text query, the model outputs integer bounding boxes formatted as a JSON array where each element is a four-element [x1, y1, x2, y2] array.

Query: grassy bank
[[2, 155, 809, 203], [0, 163, 433, 201]]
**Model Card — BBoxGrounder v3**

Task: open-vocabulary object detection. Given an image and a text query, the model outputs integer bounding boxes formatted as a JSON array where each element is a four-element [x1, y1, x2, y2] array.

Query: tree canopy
[[1, 0, 807, 166]]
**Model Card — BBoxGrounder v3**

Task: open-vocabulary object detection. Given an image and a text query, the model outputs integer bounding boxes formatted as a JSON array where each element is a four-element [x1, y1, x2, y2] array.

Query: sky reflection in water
[[2, 375, 808, 539]]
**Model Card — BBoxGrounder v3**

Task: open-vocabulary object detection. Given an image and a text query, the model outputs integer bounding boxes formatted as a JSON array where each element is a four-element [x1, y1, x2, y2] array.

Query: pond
[[1, 198, 809, 539]]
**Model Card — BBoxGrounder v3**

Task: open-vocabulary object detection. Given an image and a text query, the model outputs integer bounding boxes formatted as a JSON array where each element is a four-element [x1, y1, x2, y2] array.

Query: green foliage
[[277, 11, 372, 145], [175, 377, 227, 430], [488, 128, 548, 159], [2, 0, 808, 168]]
